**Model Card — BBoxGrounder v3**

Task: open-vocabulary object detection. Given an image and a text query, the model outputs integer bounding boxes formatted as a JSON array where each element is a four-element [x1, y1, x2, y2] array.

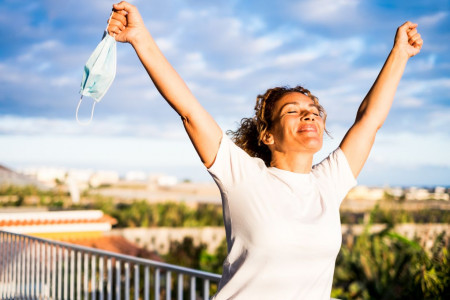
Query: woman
[[107, 2, 423, 299]]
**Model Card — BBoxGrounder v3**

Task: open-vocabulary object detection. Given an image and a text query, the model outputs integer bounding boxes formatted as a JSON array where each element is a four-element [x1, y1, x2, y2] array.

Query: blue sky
[[0, 0, 449, 186]]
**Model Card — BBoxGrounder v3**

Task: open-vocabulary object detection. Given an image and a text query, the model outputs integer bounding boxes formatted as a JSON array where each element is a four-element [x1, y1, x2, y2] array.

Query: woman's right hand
[[107, 1, 147, 45]]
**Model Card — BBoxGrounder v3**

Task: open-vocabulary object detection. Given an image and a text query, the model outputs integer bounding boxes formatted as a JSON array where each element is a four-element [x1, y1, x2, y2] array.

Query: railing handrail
[[0, 229, 221, 281]]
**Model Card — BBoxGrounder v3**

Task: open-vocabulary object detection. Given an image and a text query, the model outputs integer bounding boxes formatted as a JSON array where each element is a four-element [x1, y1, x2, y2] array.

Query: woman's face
[[264, 92, 325, 155]]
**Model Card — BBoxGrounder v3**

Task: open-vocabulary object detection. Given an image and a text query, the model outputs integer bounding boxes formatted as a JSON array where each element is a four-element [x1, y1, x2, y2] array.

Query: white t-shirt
[[207, 134, 357, 300]]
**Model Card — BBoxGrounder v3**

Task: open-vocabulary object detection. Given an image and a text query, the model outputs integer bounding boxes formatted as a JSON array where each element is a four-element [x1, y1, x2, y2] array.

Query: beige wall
[[110, 227, 226, 254], [112, 223, 450, 255]]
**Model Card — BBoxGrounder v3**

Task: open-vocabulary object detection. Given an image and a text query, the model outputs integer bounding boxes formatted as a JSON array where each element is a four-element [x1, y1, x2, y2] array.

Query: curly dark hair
[[227, 86, 327, 166]]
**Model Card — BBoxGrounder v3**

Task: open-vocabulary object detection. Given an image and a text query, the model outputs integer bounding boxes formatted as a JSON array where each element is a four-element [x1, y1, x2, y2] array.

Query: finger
[[407, 28, 417, 38], [113, 1, 138, 14], [413, 38, 423, 49], [409, 33, 422, 45], [107, 19, 126, 36], [109, 19, 125, 30], [114, 9, 127, 16], [399, 21, 418, 32], [107, 25, 121, 36], [110, 11, 127, 26]]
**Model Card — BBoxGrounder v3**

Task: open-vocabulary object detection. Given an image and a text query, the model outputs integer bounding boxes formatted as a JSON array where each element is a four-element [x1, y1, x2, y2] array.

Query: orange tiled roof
[[67, 235, 162, 262], [0, 215, 117, 227]]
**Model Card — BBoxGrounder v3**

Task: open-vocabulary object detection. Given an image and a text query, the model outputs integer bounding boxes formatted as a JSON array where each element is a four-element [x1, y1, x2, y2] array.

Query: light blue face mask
[[77, 14, 116, 125]]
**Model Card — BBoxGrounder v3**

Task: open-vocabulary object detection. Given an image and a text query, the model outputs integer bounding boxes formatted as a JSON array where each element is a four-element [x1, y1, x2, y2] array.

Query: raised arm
[[339, 21, 423, 178], [107, 1, 222, 168]]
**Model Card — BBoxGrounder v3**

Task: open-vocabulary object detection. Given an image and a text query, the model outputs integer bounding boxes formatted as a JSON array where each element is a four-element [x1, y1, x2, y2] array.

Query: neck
[[269, 151, 314, 173]]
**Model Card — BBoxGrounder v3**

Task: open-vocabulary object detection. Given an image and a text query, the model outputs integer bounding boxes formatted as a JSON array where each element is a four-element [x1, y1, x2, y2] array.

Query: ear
[[261, 132, 274, 145]]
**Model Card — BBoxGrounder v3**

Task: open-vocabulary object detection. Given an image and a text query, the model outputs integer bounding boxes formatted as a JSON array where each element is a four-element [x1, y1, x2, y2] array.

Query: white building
[[346, 185, 385, 201]]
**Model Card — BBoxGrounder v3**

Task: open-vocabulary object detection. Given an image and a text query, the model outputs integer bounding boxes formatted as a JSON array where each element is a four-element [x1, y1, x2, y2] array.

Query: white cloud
[[372, 131, 450, 167], [0, 115, 185, 139], [290, 0, 361, 24], [417, 11, 448, 27], [396, 97, 423, 108], [154, 37, 175, 52], [274, 50, 321, 66]]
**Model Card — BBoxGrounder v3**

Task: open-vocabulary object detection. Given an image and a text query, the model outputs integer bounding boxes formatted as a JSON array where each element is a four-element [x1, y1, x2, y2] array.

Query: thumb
[[113, 1, 137, 13], [399, 21, 418, 32]]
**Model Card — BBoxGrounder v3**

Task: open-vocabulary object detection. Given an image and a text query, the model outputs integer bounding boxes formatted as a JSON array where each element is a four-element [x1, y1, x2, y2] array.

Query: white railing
[[0, 230, 221, 300]]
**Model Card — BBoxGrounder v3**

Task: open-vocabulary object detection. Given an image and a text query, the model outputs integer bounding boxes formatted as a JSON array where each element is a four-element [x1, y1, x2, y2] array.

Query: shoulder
[[312, 148, 349, 176], [312, 147, 357, 203], [208, 134, 268, 188]]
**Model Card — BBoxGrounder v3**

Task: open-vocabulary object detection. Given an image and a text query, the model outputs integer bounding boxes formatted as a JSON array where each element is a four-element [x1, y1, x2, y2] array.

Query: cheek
[[319, 120, 325, 133]]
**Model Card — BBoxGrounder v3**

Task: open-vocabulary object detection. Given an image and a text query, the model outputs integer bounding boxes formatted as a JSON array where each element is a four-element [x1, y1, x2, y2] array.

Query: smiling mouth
[[298, 125, 317, 132]]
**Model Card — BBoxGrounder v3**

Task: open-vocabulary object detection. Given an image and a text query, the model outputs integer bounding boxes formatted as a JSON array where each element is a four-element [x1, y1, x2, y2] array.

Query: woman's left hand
[[393, 21, 423, 58]]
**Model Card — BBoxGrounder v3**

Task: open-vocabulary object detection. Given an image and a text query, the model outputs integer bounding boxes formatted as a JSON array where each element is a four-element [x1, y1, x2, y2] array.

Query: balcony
[[0, 230, 221, 299]]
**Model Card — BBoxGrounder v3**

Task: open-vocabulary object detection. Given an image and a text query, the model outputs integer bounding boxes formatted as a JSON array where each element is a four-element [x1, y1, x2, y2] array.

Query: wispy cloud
[[417, 11, 448, 27], [289, 0, 361, 25]]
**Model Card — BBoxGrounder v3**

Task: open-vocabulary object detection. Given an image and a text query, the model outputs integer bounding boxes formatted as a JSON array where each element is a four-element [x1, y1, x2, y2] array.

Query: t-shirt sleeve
[[207, 133, 266, 189], [313, 147, 357, 205]]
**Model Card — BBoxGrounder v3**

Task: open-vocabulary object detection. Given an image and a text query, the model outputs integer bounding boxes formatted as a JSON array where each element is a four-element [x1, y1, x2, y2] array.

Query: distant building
[[17, 166, 120, 190], [346, 185, 385, 201], [89, 170, 120, 188], [20, 167, 67, 187], [405, 187, 430, 201], [384, 186, 404, 199], [125, 170, 148, 182], [404, 186, 449, 201], [0, 209, 116, 240], [433, 186, 450, 201], [149, 174, 178, 187], [0, 208, 161, 260]]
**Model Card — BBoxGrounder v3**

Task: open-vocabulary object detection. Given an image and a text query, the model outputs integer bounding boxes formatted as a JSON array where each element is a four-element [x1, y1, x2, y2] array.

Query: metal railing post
[[6, 233, 12, 299], [77, 251, 82, 300], [166, 271, 172, 300], [84, 252, 89, 300], [134, 264, 139, 300], [99, 256, 105, 300], [36, 239, 40, 297], [204, 279, 210, 300], [92, 254, 97, 300], [51, 243, 56, 299], [58, 246, 63, 300], [125, 262, 130, 300], [178, 273, 183, 300], [0, 232, 4, 299], [144, 266, 149, 300], [107, 258, 112, 300], [155, 267, 160, 300], [12, 234, 18, 298], [71, 249, 75, 300], [45, 242, 51, 298], [115, 260, 121, 300], [190, 276, 196, 300], [41, 240, 46, 297], [64, 247, 69, 300], [20, 237, 27, 298]]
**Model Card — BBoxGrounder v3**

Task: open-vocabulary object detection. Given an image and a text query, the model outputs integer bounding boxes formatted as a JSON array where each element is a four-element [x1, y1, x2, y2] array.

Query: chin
[[303, 139, 323, 153]]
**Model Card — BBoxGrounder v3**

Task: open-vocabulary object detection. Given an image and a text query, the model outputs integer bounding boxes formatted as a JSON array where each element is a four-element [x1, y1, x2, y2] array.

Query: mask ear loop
[[76, 96, 96, 126]]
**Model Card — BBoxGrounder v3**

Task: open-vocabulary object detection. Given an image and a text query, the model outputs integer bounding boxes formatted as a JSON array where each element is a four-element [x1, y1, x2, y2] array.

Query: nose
[[301, 112, 315, 122]]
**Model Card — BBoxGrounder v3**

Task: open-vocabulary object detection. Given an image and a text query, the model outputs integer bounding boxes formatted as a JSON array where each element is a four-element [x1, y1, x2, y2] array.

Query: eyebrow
[[279, 102, 318, 113]]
